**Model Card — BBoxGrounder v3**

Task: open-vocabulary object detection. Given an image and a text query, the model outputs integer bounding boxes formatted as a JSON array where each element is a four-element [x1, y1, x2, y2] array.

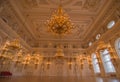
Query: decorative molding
[[0, 18, 31, 51]]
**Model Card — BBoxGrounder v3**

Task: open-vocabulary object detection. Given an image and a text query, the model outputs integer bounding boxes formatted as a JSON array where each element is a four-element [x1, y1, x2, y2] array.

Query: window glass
[[102, 55, 111, 62], [89, 42, 92, 46], [93, 54, 96, 58], [115, 38, 120, 57], [100, 49, 116, 73], [96, 34, 101, 40], [118, 41, 120, 49], [107, 21, 115, 29], [92, 53, 100, 73]]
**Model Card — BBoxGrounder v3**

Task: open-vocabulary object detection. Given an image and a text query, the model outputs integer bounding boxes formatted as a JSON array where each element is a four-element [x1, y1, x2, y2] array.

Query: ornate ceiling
[[0, 0, 115, 55], [8, 0, 108, 42]]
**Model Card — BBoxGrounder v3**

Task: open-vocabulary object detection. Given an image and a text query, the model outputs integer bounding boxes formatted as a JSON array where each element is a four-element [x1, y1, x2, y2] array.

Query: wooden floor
[[0, 76, 120, 82]]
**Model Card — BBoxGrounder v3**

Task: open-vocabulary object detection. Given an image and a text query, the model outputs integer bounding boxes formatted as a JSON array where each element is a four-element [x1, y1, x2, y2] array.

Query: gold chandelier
[[47, 4, 75, 36]]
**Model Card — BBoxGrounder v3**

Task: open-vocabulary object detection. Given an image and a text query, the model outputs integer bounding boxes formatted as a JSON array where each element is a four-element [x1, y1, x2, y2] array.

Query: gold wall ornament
[[5, 39, 21, 50], [55, 45, 64, 58], [96, 41, 107, 50], [0, 39, 21, 60], [46, 5, 75, 36]]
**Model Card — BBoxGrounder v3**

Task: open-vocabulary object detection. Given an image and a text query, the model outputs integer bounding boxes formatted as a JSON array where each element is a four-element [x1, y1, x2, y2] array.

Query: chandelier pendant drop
[[47, 4, 75, 36]]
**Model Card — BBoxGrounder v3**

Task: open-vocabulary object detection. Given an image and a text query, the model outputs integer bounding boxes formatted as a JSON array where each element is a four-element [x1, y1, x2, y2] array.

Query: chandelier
[[46, 4, 75, 36]]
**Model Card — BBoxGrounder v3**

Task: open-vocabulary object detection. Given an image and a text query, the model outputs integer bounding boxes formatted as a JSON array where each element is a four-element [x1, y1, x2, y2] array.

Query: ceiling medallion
[[46, 3, 75, 36]]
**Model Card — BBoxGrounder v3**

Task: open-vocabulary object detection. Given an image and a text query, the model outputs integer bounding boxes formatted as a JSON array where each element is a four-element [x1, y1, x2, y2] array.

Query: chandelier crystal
[[47, 5, 75, 36]]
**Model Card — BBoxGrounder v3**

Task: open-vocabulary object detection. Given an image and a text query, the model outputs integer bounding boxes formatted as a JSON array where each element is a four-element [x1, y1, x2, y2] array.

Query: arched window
[[115, 38, 120, 57], [100, 49, 116, 73], [92, 53, 100, 73]]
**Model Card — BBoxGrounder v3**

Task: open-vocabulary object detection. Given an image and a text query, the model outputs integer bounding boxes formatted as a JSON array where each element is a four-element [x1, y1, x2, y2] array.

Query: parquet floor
[[0, 76, 120, 82]]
